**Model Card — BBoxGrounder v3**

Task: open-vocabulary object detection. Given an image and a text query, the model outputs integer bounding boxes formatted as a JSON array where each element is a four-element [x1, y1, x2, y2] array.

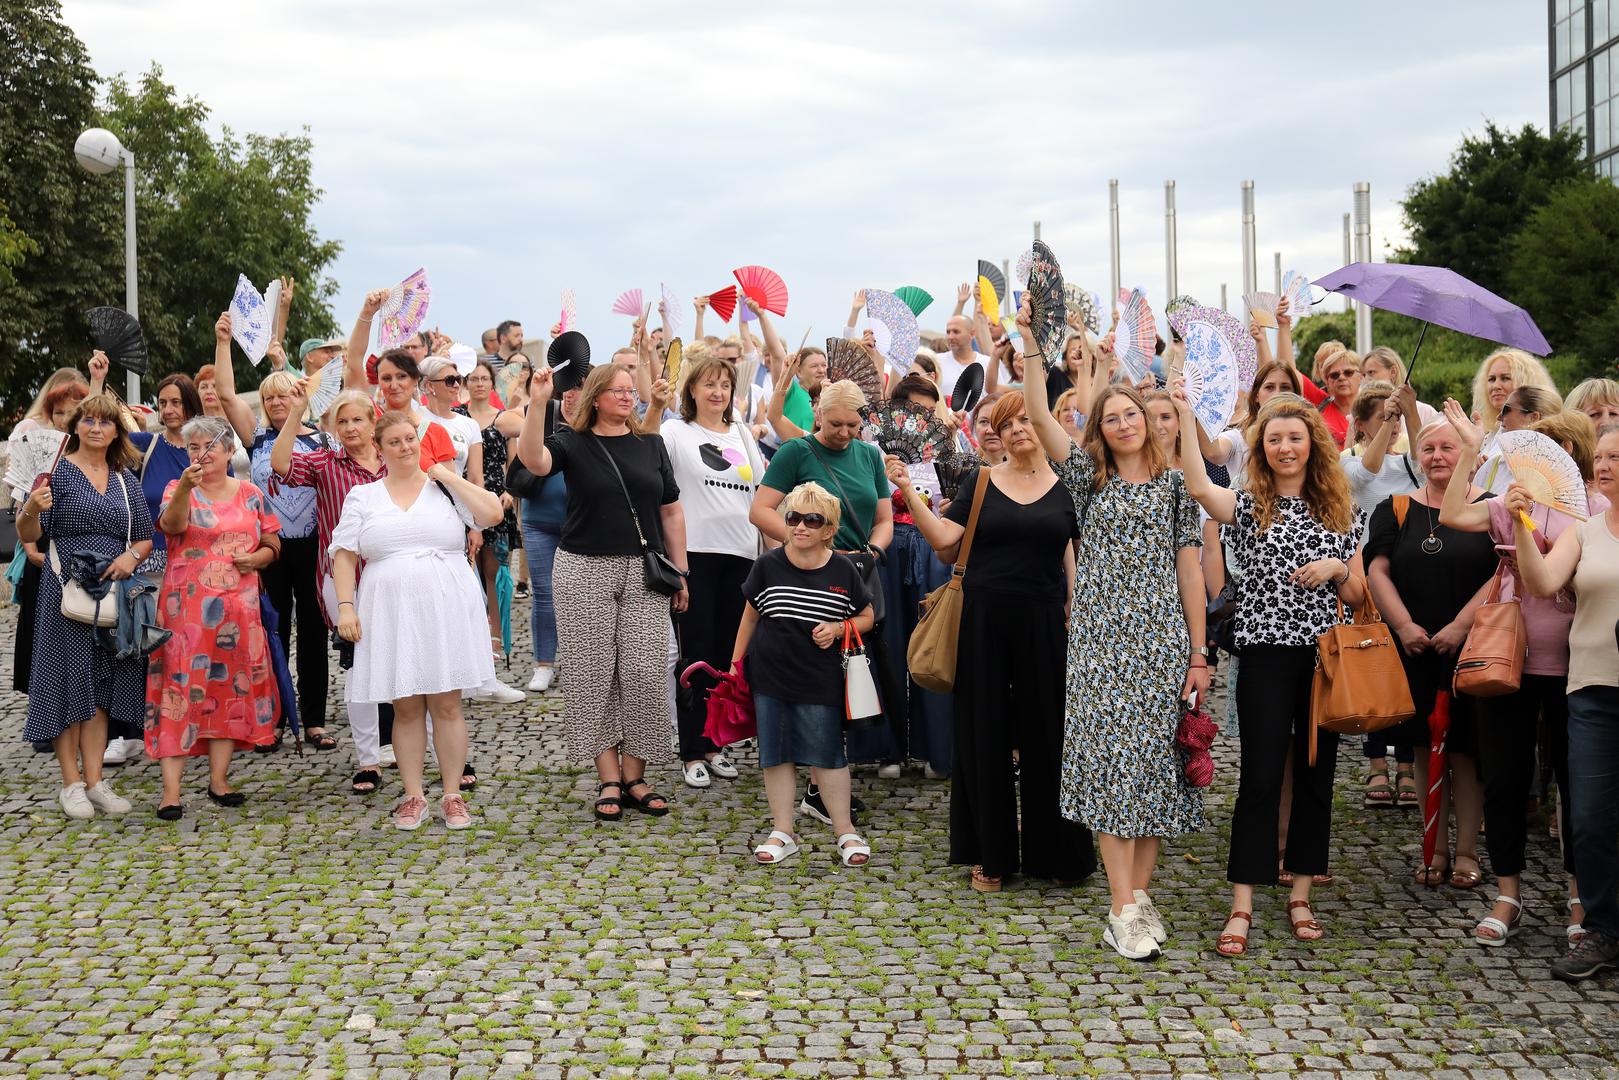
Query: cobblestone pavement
[[0, 604, 1615, 1079]]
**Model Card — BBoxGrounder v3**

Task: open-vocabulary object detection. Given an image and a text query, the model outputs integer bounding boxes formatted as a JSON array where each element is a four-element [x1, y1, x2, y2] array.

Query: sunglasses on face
[[1498, 402, 1527, 417], [432, 375, 463, 388], [784, 511, 828, 529]]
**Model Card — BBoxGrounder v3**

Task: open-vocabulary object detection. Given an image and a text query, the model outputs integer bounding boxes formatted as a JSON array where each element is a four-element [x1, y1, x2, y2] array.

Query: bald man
[[937, 314, 992, 389]]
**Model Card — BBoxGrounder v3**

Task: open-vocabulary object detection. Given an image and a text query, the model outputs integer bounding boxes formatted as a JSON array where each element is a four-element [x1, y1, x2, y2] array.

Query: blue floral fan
[[1169, 309, 1239, 438]]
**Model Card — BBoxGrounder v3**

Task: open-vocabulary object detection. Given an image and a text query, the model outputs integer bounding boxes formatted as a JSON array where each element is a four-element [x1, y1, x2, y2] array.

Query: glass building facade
[[1552, 0, 1619, 174]]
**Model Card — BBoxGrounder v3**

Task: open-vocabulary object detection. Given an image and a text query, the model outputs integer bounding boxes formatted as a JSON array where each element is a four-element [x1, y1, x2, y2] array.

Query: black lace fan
[[861, 399, 954, 464], [932, 458, 973, 502], [86, 306, 149, 375], [825, 337, 882, 403]]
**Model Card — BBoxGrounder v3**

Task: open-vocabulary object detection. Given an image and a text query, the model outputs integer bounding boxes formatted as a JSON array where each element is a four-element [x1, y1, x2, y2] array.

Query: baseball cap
[[298, 336, 346, 361]]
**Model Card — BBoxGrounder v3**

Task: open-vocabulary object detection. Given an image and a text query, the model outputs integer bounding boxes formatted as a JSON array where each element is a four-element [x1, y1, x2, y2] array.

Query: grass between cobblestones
[[0, 606, 1615, 1078]]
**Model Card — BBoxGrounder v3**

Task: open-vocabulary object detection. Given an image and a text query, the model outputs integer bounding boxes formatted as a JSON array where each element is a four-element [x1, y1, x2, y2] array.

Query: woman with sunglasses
[[420, 357, 485, 488]]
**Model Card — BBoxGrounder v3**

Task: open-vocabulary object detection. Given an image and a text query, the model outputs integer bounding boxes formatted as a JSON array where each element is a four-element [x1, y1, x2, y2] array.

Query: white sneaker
[[527, 665, 555, 693], [379, 745, 397, 768], [1133, 890, 1168, 945], [1103, 904, 1162, 961], [85, 781, 132, 816], [877, 762, 903, 780], [923, 763, 947, 780], [480, 681, 526, 705], [706, 753, 739, 780], [102, 738, 129, 766], [59, 782, 95, 819], [121, 738, 143, 761], [682, 760, 712, 788]]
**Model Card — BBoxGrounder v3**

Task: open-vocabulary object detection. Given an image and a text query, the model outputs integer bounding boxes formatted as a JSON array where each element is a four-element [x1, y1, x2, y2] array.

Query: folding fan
[[739, 301, 757, 323], [612, 288, 644, 317], [707, 285, 738, 324], [558, 289, 579, 334], [864, 288, 920, 373], [547, 331, 592, 394], [447, 342, 478, 376], [1281, 270, 1314, 318], [1169, 310, 1240, 437], [305, 351, 343, 422], [1114, 289, 1158, 384], [976, 260, 1006, 304], [663, 338, 684, 388], [977, 276, 1000, 322], [894, 285, 933, 318], [733, 265, 788, 317], [1495, 430, 1590, 519], [660, 283, 683, 335], [1025, 241, 1067, 368], [933, 458, 971, 502], [5, 427, 68, 501], [1171, 304, 1257, 390], [951, 363, 985, 413], [1244, 291, 1280, 329], [861, 399, 955, 464], [494, 358, 528, 406], [1013, 248, 1034, 291], [378, 268, 430, 350], [854, 316, 890, 359], [1063, 284, 1101, 334], [826, 338, 883, 404], [87, 306, 149, 375], [229, 275, 279, 364], [1164, 294, 1200, 318]]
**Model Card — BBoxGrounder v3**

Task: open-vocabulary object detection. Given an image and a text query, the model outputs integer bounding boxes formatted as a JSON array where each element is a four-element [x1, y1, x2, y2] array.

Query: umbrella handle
[[1403, 321, 1430, 386]]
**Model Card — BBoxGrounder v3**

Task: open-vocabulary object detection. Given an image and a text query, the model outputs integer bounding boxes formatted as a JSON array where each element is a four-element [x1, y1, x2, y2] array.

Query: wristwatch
[[1189, 646, 1211, 658]]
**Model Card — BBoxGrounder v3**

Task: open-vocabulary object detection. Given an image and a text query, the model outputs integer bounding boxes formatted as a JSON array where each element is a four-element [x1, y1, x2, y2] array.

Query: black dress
[[943, 468, 1095, 881]]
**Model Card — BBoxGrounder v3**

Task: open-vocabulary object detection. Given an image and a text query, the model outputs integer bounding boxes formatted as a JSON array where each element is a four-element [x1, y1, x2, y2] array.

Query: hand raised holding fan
[[861, 328, 879, 357], [88, 350, 109, 384], [528, 365, 554, 403], [215, 311, 232, 342], [1503, 483, 1536, 521], [1015, 293, 1035, 342]]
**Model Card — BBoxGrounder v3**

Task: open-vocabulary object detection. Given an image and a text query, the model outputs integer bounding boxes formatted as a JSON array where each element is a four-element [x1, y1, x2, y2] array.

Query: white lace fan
[[1495, 430, 1589, 520]]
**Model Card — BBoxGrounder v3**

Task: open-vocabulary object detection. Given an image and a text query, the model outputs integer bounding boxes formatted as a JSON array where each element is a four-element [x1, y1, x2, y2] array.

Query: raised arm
[[845, 290, 865, 337], [952, 282, 970, 318], [1250, 319, 1274, 369], [766, 352, 806, 441], [1172, 391, 1238, 523], [344, 289, 388, 392], [1276, 297, 1295, 368], [159, 467, 200, 536], [1017, 297, 1073, 461], [271, 378, 312, 479], [747, 297, 788, 368], [885, 455, 966, 561], [516, 368, 556, 475], [1360, 394, 1401, 475], [211, 312, 260, 447], [1436, 398, 1491, 532], [692, 294, 707, 342], [272, 276, 294, 353], [88, 351, 109, 397]]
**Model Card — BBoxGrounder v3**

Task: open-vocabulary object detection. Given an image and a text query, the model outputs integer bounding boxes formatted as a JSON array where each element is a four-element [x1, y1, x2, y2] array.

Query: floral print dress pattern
[[1053, 443, 1205, 838]]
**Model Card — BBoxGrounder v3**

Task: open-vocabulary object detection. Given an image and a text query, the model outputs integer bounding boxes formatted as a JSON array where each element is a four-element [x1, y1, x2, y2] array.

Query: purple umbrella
[[1312, 262, 1552, 381]]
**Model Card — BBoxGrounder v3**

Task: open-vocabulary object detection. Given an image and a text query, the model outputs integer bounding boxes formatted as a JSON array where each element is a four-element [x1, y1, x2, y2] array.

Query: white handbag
[[49, 472, 129, 628], [841, 622, 883, 725]]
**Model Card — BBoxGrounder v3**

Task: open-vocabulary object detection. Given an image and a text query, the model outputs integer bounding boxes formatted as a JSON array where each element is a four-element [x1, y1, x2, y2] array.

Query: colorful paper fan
[[1169, 309, 1240, 437], [1114, 288, 1158, 384], [707, 285, 738, 324], [864, 288, 921, 373], [1494, 430, 1590, 519], [1172, 304, 1257, 389], [87, 306, 149, 375], [1025, 241, 1067, 369], [229, 275, 278, 364], [1244, 291, 1280, 329], [547, 331, 592, 394], [378, 268, 430, 350], [1281, 270, 1314, 318], [663, 338, 684, 388], [976, 260, 1006, 304], [660, 282, 682, 335], [861, 399, 955, 464], [556, 288, 579, 334], [894, 285, 933, 318], [950, 363, 985, 413], [977, 276, 1000, 322], [739, 301, 757, 323], [733, 265, 788, 317], [1013, 249, 1034, 291], [612, 288, 644, 317], [826, 337, 883, 404], [494, 357, 529, 405]]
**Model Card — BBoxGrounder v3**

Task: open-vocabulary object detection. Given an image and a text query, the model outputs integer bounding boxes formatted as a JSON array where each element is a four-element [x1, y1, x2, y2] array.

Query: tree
[[1505, 179, 1619, 378], [1396, 122, 1587, 297]]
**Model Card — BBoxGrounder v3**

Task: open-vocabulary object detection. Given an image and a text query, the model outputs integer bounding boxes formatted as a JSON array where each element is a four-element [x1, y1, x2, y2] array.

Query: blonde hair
[[1361, 346, 1405, 384], [816, 379, 867, 417], [419, 357, 458, 383], [330, 390, 376, 426], [258, 370, 315, 426], [1531, 411, 1598, 481], [1245, 396, 1354, 534], [1470, 348, 1555, 433], [1352, 379, 1395, 428], [781, 481, 841, 544], [1311, 340, 1347, 384], [1566, 377, 1619, 416]]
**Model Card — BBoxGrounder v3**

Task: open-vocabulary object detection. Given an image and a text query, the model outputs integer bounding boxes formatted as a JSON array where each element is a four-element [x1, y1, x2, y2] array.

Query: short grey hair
[[419, 357, 457, 383], [180, 415, 237, 453]]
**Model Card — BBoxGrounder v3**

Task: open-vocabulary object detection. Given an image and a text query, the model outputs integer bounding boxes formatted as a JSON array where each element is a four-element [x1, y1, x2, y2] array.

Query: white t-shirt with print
[[660, 418, 763, 560], [434, 412, 482, 480]]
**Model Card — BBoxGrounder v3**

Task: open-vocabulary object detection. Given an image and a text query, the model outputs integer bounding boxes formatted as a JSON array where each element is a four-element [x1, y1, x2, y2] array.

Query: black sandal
[[461, 768, 477, 790], [304, 729, 338, 751], [205, 787, 246, 807], [594, 780, 624, 821], [156, 804, 183, 821], [622, 778, 670, 816], [351, 769, 381, 795]]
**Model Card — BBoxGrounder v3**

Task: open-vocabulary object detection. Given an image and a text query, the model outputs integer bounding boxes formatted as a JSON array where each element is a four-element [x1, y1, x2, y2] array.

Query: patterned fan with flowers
[[1025, 241, 1067, 368], [1114, 288, 1158, 383], [864, 288, 921, 373], [1169, 308, 1241, 438], [378, 268, 430, 349], [87, 306, 149, 375], [826, 337, 883, 403], [1281, 270, 1315, 319], [1171, 304, 1257, 389], [861, 399, 955, 464], [1244, 292, 1280, 329]]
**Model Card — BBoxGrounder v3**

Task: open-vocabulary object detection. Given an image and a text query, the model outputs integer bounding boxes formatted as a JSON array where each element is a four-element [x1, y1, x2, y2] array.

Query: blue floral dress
[[1053, 443, 1205, 838]]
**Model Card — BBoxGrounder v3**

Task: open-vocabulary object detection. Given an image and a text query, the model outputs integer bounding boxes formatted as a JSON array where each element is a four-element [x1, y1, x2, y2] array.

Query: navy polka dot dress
[[23, 460, 153, 743]]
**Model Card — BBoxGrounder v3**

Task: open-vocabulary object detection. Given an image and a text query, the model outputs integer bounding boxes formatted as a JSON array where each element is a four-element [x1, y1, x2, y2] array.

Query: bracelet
[[338, 600, 355, 608], [1188, 658, 1207, 668]]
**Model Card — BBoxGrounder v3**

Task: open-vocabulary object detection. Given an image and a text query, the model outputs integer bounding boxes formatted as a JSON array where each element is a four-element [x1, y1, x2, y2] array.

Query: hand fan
[[739, 301, 757, 324], [707, 285, 738, 324], [558, 289, 579, 334], [854, 316, 891, 359], [1281, 270, 1314, 318], [229, 275, 278, 364], [87, 306, 149, 375], [976, 260, 1006, 304], [377, 268, 430, 350], [1164, 294, 1201, 318], [861, 399, 955, 464], [950, 363, 985, 413], [663, 338, 684, 388], [977, 276, 1001, 322], [1495, 430, 1589, 520], [1025, 241, 1067, 369], [1172, 304, 1257, 389], [1114, 289, 1158, 384], [447, 342, 477, 376], [933, 458, 969, 502], [732, 265, 788, 317], [612, 288, 643, 317], [825, 337, 883, 404], [1169, 311, 1240, 437], [494, 358, 528, 405], [5, 427, 69, 500], [547, 331, 592, 394], [660, 283, 682, 335], [1063, 284, 1102, 334], [1013, 249, 1034, 291], [894, 286, 933, 318], [864, 288, 921, 374], [1244, 291, 1280, 329], [305, 352, 343, 422]]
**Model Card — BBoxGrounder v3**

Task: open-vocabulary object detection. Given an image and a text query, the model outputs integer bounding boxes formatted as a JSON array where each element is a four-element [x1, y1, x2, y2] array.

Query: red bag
[[1176, 702, 1217, 788], [680, 661, 757, 746]]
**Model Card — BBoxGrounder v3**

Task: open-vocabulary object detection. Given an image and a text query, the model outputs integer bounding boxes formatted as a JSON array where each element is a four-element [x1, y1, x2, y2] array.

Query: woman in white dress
[[331, 411, 504, 832]]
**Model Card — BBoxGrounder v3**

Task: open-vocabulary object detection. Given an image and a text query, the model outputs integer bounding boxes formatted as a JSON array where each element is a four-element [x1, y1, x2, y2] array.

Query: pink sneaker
[[441, 794, 472, 830], [392, 795, 430, 831]]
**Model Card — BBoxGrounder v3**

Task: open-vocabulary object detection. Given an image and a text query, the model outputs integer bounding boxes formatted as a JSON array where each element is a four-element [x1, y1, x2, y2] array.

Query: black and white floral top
[[1221, 491, 1361, 648]]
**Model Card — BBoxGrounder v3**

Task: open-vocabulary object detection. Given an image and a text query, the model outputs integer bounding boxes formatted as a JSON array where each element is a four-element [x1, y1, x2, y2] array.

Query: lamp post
[[74, 127, 140, 406]]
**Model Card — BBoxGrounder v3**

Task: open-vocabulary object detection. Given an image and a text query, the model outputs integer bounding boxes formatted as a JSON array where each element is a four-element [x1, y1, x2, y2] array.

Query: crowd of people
[[6, 273, 1617, 983]]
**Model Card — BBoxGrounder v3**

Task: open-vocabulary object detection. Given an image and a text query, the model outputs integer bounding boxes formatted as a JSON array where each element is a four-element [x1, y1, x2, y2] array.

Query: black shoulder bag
[[801, 436, 885, 624], [591, 434, 686, 597]]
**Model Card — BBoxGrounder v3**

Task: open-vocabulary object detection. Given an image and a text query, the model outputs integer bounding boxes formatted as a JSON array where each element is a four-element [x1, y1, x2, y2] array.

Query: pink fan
[[732, 265, 788, 317], [1113, 289, 1157, 384], [378, 268, 430, 349], [559, 289, 579, 333], [612, 288, 643, 317]]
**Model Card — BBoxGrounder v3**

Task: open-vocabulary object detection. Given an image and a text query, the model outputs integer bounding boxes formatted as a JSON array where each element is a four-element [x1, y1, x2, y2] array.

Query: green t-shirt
[[760, 436, 889, 551], [783, 381, 815, 432]]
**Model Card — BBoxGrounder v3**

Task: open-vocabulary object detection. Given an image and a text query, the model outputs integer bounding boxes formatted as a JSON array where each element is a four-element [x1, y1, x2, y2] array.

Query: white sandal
[[1474, 894, 1523, 947], [753, 830, 798, 864], [1569, 896, 1587, 943], [836, 832, 871, 867]]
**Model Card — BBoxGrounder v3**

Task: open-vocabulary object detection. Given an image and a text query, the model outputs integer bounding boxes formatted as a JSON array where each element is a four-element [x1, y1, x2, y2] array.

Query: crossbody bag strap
[[139, 433, 159, 482], [801, 436, 872, 542], [952, 467, 991, 573], [589, 433, 650, 550], [119, 472, 131, 548]]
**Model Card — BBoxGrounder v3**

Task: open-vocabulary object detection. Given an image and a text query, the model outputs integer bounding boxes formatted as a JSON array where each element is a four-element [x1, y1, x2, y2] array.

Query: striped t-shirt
[[741, 547, 871, 707]]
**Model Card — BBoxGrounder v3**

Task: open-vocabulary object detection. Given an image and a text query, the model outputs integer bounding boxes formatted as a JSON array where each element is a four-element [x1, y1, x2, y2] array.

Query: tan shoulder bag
[[907, 469, 989, 694]]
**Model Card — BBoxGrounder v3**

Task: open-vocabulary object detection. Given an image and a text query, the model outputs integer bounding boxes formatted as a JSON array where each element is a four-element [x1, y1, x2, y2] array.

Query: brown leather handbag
[[906, 469, 989, 694], [1309, 586, 1416, 766], [1452, 560, 1527, 698]]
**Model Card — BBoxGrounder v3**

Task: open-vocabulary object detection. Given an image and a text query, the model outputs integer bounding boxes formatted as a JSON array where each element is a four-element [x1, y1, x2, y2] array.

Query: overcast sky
[[62, 0, 1548, 354]]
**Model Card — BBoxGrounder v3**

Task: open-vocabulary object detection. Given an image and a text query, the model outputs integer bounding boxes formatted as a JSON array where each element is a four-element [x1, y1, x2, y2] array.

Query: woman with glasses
[[421, 357, 484, 486], [1314, 349, 1362, 450], [518, 362, 689, 821]]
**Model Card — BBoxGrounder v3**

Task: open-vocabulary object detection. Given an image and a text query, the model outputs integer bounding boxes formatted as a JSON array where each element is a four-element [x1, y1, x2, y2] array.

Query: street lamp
[[74, 127, 141, 406]]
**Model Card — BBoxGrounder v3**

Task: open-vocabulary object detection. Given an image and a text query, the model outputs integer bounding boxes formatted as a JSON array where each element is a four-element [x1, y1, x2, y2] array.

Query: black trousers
[[1228, 644, 1338, 885], [674, 552, 752, 761], [262, 534, 329, 729], [1476, 673, 1573, 878], [949, 591, 1095, 881]]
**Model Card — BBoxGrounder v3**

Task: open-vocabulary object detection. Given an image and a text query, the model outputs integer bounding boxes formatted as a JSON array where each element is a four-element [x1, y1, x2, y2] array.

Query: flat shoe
[[205, 787, 246, 807], [155, 804, 183, 821]]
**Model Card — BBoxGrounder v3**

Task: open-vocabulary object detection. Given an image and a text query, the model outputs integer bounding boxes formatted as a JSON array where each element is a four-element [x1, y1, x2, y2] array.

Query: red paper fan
[[732, 265, 788, 317], [708, 285, 738, 324]]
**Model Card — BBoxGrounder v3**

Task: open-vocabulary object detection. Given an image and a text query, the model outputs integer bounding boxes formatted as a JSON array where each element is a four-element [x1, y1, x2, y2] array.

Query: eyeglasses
[[601, 388, 638, 399], [431, 375, 463, 388], [1498, 402, 1526, 417], [1326, 370, 1358, 381], [1100, 409, 1142, 430], [784, 511, 829, 529]]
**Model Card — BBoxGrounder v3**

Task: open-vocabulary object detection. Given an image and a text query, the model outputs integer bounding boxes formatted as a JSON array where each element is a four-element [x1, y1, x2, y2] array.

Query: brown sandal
[[1287, 899, 1323, 941], [970, 866, 1002, 892], [1216, 911, 1252, 957], [1450, 853, 1482, 889]]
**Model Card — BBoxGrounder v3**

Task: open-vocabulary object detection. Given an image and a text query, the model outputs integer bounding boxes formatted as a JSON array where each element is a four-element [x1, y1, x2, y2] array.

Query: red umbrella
[[679, 661, 756, 746], [1422, 690, 1453, 868]]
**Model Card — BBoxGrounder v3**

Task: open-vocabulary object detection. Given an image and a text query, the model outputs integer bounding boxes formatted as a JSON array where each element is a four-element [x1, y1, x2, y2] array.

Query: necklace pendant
[[1421, 534, 1443, 555]]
